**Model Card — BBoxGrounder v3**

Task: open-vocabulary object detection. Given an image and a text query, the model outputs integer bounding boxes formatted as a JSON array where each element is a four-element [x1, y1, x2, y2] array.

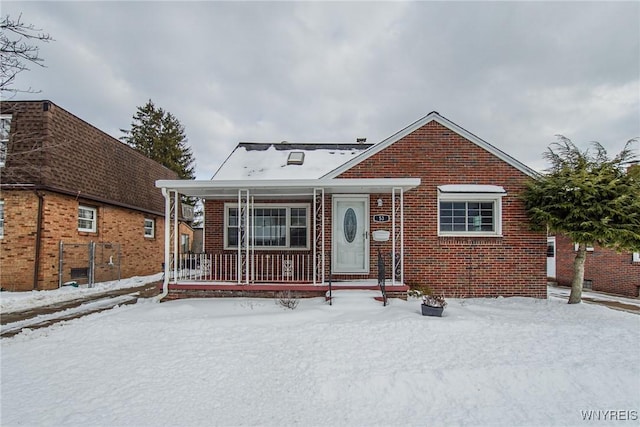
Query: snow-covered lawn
[[1, 291, 638, 427], [0, 273, 163, 313]]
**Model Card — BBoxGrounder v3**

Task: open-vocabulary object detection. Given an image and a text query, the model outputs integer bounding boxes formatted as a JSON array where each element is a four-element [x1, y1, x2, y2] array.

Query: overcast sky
[[4, 1, 639, 179]]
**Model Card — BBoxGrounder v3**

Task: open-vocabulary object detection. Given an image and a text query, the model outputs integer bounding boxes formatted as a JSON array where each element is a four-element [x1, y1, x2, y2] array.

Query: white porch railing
[[172, 252, 313, 283]]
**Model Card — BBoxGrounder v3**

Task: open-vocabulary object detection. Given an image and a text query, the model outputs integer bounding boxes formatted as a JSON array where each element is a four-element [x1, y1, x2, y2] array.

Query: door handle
[[364, 231, 369, 240]]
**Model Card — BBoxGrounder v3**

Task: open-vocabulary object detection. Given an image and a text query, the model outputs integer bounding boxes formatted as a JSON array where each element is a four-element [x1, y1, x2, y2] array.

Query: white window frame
[[144, 218, 155, 238], [0, 114, 11, 168], [78, 205, 97, 233], [181, 233, 190, 253], [0, 200, 4, 238], [574, 243, 595, 252], [224, 202, 310, 250], [633, 252, 640, 263], [437, 189, 504, 237]]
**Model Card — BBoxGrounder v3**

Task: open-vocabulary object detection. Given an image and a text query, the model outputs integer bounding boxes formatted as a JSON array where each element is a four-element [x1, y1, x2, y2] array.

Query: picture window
[[225, 203, 309, 250]]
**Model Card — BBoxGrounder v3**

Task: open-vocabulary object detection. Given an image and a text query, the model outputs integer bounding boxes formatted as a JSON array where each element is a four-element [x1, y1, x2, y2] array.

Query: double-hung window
[[437, 185, 505, 237], [144, 218, 155, 238], [78, 205, 97, 232], [0, 114, 11, 168], [225, 203, 309, 250]]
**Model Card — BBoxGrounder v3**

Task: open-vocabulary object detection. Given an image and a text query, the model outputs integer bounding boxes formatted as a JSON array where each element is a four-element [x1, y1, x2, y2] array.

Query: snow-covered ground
[[2, 288, 639, 426], [0, 273, 163, 314]]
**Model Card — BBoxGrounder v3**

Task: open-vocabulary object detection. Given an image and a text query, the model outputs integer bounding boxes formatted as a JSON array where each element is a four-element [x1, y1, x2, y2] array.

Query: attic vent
[[287, 151, 305, 165]]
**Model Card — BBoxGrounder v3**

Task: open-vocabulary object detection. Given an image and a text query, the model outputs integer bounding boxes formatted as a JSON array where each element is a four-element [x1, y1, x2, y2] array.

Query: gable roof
[[322, 111, 539, 179], [212, 142, 373, 180]]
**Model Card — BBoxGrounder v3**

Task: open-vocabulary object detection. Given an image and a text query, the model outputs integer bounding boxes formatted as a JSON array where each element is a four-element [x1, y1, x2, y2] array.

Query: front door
[[332, 195, 369, 274], [547, 236, 556, 279]]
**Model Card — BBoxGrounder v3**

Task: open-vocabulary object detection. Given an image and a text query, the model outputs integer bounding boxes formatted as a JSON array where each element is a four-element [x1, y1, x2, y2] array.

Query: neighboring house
[[0, 100, 192, 291], [549, 234, 640, 298], [191, 227, 204, 254], [156, 112, 547, 299]]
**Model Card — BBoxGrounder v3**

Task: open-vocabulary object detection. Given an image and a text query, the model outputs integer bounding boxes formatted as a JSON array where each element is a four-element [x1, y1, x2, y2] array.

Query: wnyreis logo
[[581, 410, 638, 421]]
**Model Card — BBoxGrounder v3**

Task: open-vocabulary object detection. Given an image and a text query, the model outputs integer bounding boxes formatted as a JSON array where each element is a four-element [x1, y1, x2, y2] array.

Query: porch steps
[[325, 290, 386, 304], [162, 283, 409, 301]]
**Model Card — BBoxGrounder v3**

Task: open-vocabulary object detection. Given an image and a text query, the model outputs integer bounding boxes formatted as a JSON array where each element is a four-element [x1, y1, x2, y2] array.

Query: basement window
[[287, 151, 305, 165], [70, 267, 89, 279]]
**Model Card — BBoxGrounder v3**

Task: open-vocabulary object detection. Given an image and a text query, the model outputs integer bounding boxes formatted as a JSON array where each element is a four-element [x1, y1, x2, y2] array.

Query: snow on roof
[[212, 142, 373, 180]]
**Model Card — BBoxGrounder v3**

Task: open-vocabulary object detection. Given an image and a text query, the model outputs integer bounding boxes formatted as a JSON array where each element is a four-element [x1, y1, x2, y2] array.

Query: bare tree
[[1, 13, 53, 95]]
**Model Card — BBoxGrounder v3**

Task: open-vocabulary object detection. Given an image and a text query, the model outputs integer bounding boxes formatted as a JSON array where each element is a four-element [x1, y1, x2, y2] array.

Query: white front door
[[332, 195, 369, 274], [547, 236, 556, 278]]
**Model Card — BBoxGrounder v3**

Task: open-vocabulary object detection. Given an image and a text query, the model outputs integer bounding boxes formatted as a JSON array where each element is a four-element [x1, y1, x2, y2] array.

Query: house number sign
[[373, 214, 390, 223]]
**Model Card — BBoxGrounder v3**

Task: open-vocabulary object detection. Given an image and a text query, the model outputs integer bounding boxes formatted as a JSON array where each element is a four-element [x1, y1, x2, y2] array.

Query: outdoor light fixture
[[377, 198, 383, 207]]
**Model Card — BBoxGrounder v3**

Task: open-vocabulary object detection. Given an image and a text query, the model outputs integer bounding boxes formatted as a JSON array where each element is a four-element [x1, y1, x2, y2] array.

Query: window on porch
[[224, 203, 310, 250]]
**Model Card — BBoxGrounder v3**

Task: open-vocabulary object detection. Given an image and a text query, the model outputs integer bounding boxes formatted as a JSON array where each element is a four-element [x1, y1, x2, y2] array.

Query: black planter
[[421, 304, 444, 317]]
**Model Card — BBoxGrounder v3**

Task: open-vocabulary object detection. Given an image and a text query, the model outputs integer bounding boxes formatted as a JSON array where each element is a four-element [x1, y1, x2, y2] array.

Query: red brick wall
[[337, 121, 547, 298], [0, 189, 169, 291], [555, 234, 640, 297], [203, 121, 547, 298]]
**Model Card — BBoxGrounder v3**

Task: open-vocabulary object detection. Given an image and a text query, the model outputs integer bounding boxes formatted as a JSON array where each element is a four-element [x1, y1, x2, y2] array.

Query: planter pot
[[421, 304, 444, 317]]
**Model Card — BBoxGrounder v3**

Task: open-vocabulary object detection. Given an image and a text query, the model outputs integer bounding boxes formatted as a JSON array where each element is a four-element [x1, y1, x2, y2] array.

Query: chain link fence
[[58, 241, 121, 287]]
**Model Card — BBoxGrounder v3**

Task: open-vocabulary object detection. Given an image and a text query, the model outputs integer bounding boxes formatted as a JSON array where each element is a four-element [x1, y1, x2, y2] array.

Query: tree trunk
[[568, 244, 587, 304]]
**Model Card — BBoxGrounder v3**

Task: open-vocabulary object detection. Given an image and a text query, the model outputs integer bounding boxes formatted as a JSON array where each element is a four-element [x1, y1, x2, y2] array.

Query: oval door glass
[[344, 208, 357, 243]]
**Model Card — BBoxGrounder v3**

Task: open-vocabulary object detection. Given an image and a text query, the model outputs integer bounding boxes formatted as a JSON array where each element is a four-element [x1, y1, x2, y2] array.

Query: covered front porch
[[155, 178, 420, 299]]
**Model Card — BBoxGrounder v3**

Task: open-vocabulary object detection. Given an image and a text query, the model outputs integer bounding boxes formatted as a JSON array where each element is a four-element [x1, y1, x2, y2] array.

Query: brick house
[[0, 100, 192, 291], [549, 234, 640, 298], [156, 112, 547, 299]]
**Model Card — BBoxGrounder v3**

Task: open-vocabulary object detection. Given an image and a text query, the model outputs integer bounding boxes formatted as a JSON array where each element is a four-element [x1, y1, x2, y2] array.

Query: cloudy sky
[[3, 1, 639, 179]]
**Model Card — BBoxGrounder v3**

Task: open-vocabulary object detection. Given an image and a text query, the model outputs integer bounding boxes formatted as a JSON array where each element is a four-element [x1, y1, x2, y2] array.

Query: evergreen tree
[[121, 100, 201, 226], [120, 100, 195, 180], [523, 136, 640, 304]]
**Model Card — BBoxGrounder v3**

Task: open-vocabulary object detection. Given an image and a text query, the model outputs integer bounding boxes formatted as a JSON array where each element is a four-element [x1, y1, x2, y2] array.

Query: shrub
[[276, 291, 299, 310]]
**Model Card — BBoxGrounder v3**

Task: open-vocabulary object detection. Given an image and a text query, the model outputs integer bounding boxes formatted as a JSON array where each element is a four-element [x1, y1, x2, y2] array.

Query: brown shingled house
[[0, 100, 192, 291]]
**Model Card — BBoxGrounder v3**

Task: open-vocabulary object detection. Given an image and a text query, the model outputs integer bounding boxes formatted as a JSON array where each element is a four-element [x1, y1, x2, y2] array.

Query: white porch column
[[160, 188, 178, 288], [236, 189, 250, 284], [391, 187, 404, 286], [160, 188, 171, 298], [173, 189, 179, 283], [313, 188, 325, 285]]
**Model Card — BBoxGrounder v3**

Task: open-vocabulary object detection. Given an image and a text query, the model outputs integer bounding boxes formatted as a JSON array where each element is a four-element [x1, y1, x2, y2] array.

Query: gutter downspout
[[155, 187, 171, 302], [33, 190, 44, 290]]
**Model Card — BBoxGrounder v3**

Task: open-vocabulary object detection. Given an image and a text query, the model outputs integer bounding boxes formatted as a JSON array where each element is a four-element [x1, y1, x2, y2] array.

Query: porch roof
[[155, 178, 421, 198]]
